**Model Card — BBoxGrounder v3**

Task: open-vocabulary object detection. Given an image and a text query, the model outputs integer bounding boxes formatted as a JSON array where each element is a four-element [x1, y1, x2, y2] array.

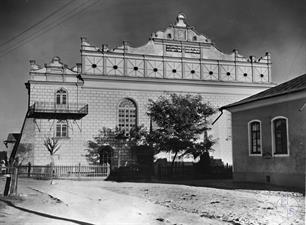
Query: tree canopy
[[14, 143, 32, 166], [128, 125, 153, 166], [147, 93, 215, 165], [85, 127, 124, 165]]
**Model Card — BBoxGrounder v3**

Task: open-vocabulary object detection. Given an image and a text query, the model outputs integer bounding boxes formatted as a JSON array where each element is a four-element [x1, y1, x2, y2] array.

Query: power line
[[0, 0, 100, 59], [0, 0, 74, 49], [0, 0, 93, 55]]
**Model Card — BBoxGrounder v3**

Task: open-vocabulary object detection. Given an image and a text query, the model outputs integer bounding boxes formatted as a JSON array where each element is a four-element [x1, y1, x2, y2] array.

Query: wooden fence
[[155, 165, 194, 179], [17, 164, 110, 179], [5, 163, 231, 180], [154, 164, 232, 179]]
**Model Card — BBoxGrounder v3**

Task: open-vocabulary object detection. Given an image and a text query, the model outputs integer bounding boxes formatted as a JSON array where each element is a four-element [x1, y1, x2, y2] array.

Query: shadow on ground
[[108, 177, 305, 195], [0, 196, 94, 225]]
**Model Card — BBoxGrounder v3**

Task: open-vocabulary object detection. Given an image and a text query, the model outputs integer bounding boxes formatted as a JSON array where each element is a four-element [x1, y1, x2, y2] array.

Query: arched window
[[272, 117, 289, 156], [248, 120, 262, 155], [56, 120, 68, 138], [56, 88, 67, 105], [118, 99, 137, 135]]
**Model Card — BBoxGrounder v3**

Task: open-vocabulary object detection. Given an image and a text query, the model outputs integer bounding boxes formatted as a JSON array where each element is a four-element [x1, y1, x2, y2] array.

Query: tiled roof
[[221, 73, 306, 109]]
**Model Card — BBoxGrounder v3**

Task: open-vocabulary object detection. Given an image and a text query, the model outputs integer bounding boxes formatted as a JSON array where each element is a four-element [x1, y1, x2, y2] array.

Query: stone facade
[[21, 14, 274, 166]]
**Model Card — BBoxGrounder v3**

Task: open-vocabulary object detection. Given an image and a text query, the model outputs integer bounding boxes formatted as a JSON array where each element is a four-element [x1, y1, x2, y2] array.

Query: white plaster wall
[[28, 79, 266, 165]]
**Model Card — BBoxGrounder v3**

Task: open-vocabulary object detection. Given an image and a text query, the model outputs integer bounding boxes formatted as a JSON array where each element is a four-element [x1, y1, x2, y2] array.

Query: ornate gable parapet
[[150, 13, 213, 45], [81, 37, 101, 52], [29, 56, 78, 82], [80, 13, 272, 84]]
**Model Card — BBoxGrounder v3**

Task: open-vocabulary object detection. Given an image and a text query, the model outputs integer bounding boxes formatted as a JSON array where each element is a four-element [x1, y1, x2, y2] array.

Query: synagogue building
[[18, 14, 274, 166]]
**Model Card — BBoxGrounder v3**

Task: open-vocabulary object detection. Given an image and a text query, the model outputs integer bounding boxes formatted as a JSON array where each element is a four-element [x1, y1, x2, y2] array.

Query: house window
[[118, 98, 137, 135], [248, 120, 262, 155], [56, 120, 68, 138], [272, 117, 289, 155], [56, 88, 67, 105]]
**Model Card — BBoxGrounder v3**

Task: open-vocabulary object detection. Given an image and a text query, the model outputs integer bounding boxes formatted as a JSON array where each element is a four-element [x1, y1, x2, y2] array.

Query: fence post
[[78, 163, 81, 179], [107, 163, 110, 176], [118, 149, 121, 168], [27, 162, 31, 177]]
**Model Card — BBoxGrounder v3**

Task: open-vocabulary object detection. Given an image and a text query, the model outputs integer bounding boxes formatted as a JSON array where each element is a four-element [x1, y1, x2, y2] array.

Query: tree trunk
[[170, 151, 178, 178], [50, 155, 54, 184]]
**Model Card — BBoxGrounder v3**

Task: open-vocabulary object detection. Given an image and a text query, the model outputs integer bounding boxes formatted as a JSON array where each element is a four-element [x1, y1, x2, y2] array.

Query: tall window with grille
[[118, 99, 137, 135], [248, 120, 261, 155], [56, 88, 67, 107], [56, 120, 68, 138], [272, 117, 288, 155]]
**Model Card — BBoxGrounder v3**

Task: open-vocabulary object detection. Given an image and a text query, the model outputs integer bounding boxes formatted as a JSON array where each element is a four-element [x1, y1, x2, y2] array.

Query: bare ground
[[0, 177, 304, 225]]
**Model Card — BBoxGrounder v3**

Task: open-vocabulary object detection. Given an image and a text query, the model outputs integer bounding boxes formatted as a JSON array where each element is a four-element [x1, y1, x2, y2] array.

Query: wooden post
[[9, 167, 18, 195], [3, 176, 11, 196], [14, 168, 18, 194]]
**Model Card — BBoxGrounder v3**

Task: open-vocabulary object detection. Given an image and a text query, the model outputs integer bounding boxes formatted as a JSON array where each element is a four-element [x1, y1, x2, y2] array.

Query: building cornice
[[28, 80, 82, 86], [81, 74, 275, 88]]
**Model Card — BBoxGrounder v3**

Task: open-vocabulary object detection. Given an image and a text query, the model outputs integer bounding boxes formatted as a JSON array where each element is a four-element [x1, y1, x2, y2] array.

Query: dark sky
[[0, 0, 305, 146]]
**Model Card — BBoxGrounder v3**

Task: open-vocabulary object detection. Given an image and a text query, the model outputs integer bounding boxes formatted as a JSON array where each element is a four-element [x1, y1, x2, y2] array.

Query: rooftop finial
[[176, 13, 187, 27]]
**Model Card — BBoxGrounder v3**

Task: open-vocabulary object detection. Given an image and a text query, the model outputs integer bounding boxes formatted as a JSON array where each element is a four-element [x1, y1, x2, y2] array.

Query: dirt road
[[0, 178, 304, 225]]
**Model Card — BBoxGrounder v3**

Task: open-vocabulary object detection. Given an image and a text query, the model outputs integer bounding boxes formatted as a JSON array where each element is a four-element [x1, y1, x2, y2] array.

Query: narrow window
[[62, 94, 66, 105], [56, 120, 68, 138], [56, 88, 67, 105], [118, 99, 137, 136], [272, 117, 288, 155], [248, 120, 262, 155], [56, 94, 61, 105]]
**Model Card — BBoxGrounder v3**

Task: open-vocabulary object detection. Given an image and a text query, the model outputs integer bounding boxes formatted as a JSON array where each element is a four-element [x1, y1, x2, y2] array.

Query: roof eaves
[[221, 87, 306, 110]]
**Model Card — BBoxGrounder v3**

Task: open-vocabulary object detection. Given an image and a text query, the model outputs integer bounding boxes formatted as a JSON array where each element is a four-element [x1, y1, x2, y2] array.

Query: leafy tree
[[147, 93, 215, 172], [14, 143, 32, 166], [128, 125, 149, 150], [128, 125, 153, 165], [85, 127, 124, 165]]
